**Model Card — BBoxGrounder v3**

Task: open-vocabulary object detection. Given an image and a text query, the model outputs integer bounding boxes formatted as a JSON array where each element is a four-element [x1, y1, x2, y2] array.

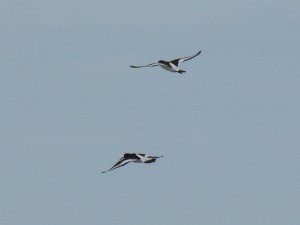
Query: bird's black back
[[124, 153, 140, 160]]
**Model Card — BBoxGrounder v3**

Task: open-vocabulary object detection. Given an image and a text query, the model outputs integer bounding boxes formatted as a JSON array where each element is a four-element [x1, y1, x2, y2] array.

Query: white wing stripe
[[130, 63, 161, 68], [178, 50, 201, 64]]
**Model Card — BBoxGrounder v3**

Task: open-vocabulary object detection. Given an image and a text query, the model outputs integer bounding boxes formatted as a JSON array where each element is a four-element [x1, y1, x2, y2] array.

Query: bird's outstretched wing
[[102, 157, 133, 173], [170, 50, 201, 66], [130, 63, 161, 68]]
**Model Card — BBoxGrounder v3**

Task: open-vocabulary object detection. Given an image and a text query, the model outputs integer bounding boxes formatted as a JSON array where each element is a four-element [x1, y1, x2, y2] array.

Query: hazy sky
[[1, 1, 300, 225]]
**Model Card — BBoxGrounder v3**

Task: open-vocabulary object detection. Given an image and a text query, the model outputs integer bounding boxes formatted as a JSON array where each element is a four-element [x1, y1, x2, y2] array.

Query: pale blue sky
[[1, 1, 300, 225]]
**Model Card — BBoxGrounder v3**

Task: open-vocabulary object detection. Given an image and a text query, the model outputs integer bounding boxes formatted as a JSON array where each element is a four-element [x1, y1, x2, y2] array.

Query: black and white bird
[[102, 153, 163, 173], [130, 50, 201, 74]]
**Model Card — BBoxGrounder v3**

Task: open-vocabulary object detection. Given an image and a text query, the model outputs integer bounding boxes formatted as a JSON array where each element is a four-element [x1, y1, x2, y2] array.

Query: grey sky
[[1, 0, 300, 225]]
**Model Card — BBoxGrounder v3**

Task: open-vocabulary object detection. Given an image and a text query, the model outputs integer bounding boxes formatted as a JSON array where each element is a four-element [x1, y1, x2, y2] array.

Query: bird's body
[[102, 153, 163, 173], [130, 50, 201, 74]]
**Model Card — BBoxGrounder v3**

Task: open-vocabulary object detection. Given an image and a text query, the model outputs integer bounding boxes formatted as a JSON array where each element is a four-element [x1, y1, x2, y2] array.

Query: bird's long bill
[[152, 155, 163, 159]]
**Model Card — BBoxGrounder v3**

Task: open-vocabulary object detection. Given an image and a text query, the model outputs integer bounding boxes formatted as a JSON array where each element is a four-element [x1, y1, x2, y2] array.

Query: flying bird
[[102, 153, 163, 173], [130, 50, 201, 74]]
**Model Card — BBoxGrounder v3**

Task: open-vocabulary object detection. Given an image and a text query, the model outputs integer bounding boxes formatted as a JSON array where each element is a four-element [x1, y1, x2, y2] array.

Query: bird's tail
[[178, 70, 186, 74]]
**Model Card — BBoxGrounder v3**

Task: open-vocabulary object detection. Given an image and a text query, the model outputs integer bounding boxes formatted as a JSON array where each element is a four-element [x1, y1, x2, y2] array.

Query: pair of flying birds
[[103, 50, 201, 173]]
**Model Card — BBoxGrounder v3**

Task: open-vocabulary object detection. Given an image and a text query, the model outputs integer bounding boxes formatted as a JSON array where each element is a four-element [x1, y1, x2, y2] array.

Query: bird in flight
[[102, 153, 163, 173], [130, 50, 201, 74]]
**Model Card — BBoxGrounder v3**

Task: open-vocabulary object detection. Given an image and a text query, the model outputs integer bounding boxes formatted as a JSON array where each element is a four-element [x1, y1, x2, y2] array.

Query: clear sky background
[[1, 0, 300, 225]]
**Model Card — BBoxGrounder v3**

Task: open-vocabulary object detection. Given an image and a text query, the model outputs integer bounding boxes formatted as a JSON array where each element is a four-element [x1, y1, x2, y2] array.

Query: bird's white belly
[[160, 65, 178, 72]]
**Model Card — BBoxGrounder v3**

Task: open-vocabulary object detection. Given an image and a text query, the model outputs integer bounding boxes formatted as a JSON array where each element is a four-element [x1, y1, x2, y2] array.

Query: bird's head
[[150, 155, 163, 159], [158, 60, 167, 64]]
